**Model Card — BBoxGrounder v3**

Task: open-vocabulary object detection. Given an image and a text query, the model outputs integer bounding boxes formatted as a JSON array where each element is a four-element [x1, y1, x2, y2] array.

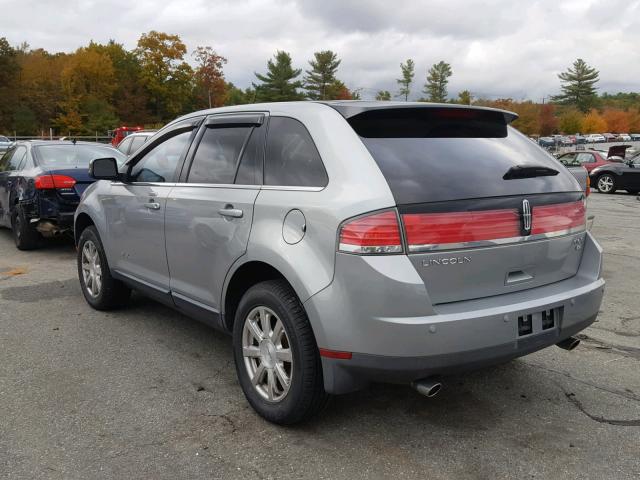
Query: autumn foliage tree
[[193, 46, 227, 108], [581, 109, 607, 133], [602, 108, 631, 133]]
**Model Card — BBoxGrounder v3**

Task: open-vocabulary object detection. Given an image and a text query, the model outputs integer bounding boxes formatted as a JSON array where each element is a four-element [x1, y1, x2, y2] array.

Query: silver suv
[[75, 101, 605, 424]]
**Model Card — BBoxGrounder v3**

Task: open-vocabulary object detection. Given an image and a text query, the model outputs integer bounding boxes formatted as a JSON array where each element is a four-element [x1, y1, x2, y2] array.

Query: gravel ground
[[0, 192, 638, 480]]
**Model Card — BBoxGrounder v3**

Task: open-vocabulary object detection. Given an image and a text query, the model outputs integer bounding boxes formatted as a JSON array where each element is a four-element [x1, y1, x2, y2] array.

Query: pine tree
[[396, 59, 414, 101], [424, 61, 452, 103], [376, 90, 392, 101], [304, 50, 341, 100], [552, 59, 599, 112], [457, 90, 472, 105], [253, 50, 304, 102]]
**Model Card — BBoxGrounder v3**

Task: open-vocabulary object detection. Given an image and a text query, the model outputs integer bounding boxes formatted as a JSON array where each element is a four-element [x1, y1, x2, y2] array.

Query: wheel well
[[74, 213, 95, 245], [223, 261, 291, 332]]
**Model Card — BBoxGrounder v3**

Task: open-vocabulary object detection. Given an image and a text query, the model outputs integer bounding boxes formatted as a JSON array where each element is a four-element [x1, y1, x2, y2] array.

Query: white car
[[585, 134, 605, 143], [617, 133, 631, 141]]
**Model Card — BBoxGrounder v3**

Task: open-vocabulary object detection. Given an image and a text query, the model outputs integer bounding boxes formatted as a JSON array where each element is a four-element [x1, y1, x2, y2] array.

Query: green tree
[[135, 31, 194, 120], [424, 61, 452, 103], [224, 82, 255, 105], [0, 37, 20, 132], [304, 50, 341, 100], [457, 90, 472, 105], [376, 90, 392, 101], [552, 58, 599, 112], [396, 59, 415, 101], [193, 46, 227, 108], [253, 50, 304, 102]]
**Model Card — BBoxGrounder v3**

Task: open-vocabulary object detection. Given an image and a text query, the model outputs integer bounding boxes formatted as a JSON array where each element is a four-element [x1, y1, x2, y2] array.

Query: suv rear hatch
[[338, 104, 586, 304]]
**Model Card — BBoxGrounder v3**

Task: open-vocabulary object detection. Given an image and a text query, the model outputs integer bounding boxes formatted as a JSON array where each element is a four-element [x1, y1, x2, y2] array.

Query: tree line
[[1, 32, 639, 136]]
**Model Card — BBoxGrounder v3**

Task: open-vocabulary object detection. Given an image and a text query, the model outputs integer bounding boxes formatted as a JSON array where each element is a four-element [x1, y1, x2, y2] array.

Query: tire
[[77, 226, 131, 310], [596, 174, 616, 194], [232, 279, 329, 425], [11, 206, 41, 250]]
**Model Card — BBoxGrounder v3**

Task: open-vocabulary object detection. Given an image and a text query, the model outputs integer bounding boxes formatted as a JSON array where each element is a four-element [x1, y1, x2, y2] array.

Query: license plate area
[[517, 306, 564, 337]]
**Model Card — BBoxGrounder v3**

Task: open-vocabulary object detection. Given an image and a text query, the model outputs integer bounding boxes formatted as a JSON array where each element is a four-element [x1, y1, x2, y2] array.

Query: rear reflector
[[531, 201, 585, 235], [319, 348, 352, 360], [339, 211, 403, 254], [403, 209, 521, 248], [35, 174, 77, 190]]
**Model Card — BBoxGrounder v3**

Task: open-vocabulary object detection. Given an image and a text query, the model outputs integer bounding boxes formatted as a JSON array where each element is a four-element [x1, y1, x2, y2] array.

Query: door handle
[[218, 207, 243, 218], [144, 202, 161, 210]]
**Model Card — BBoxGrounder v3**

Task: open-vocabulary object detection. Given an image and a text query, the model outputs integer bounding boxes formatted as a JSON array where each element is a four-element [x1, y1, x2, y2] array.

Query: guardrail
[[9, 136, 112, 144]]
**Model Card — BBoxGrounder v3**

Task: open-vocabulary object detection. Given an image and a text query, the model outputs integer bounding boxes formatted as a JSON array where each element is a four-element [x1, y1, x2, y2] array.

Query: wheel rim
[[598, 175, 613, 192], [242, 306, 293, 402], [81, 240, 102, 298]]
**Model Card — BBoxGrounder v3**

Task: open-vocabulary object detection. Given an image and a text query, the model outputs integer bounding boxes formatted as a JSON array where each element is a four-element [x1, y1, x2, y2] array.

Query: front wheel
[[596, 174, 616, 194], [232, 280, 329, 424], [77, 226, 131, 310]]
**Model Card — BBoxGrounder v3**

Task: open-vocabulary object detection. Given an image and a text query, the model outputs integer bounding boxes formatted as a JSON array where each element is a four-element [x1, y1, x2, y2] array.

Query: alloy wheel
[[81, 240, 103, 298], [242, 306, 293, 402], [597, 175, 614, 193]]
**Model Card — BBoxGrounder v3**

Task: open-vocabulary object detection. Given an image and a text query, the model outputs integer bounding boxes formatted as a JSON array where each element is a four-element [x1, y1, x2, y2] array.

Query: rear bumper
[[304, 232, 605, 394]]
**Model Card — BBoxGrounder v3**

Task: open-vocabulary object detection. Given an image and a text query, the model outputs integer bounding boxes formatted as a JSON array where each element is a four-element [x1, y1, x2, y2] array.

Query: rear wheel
[[596, 174, 616, 194], [11, 206, 41, 250], [77, 226, 131, 310], [232, 280, 329, 424]]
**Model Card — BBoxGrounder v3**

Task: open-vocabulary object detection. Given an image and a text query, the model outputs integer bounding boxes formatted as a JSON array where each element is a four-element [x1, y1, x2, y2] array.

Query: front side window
[[129, 130, 192, 183], [187, 127, 252, 184], [264, 117, 328, 187]]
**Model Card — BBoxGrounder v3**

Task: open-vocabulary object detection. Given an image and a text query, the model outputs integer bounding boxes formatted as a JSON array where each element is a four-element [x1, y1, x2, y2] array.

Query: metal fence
[[9, 135, 112, 144]]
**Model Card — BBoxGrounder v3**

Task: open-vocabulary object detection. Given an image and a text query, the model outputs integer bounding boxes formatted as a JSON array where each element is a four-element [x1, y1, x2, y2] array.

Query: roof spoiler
[[322, 102, 519, 125]]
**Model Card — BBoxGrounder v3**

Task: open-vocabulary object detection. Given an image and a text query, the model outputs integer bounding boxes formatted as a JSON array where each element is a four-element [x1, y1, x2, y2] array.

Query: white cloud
[[2, 0, 640, 100]]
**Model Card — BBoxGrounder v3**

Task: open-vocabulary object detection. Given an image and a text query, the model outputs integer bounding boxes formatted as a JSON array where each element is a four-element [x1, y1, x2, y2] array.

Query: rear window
[[35, 144, 127, 168], [351, 108, 579, 204]]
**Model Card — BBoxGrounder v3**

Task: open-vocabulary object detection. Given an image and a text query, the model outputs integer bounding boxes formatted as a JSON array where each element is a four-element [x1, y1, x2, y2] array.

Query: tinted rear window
[[351, 108, 579, 204], [35, 144, 126, 168]]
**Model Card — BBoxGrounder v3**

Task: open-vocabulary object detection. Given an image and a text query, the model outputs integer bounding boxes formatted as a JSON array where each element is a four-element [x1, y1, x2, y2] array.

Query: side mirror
[[89, 157, 120, 180]]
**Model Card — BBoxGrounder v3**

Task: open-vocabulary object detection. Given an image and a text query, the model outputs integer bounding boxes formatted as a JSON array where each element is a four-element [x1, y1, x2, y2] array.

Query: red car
[[557, 147, 626, 173]]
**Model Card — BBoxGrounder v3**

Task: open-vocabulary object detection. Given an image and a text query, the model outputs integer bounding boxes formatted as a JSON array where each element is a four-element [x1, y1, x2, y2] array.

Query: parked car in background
[[109, 125, 143, 147], [585, 134, 606, 143], [538, 136, 555, 147], [557, 149, 623, 173], [116, 131, 156, 155], [603, 133, 616, 142], [0, 136, 14, 154], [75, 101, 604, 424], [616, 133, 632, 141], [631, 133, 640, 141], [590, 154, 640, 194], [575, 135, 587, 144], [0, 141, 126, 249], [560, 136, 574, 146]]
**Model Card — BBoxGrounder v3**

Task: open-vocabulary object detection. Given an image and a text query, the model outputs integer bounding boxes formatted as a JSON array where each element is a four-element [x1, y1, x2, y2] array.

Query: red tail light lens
[[338, 210, 403, 254], [35, 175, 77, 190], [531, 200, 585, 235], [402, 209, 521, 250]]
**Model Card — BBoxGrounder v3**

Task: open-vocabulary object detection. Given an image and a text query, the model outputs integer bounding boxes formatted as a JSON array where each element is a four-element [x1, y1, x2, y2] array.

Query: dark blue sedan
[[0, 141, 126, 250]]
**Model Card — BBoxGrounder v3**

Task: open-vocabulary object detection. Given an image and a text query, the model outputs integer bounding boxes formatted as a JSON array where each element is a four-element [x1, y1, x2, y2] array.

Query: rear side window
[[117, 137, 132, 154], [351, 108, 579, 204], [264, 117, 328, 187], [188, 127, 252, 184], [130, 136, 148, 153]]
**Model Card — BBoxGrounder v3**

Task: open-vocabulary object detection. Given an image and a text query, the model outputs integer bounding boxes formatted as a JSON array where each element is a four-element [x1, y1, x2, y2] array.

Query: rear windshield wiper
[[503, 165, 559, 180]]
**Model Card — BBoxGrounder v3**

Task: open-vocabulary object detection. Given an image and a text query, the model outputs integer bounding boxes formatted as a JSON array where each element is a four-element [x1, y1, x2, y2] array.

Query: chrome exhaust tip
[[556, 336, 581, 351], [411, 378, 442, 398]]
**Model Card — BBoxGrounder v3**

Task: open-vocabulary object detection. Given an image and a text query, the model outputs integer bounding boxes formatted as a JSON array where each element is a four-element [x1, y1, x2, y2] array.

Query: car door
[[104, 119, 201, 298], [627, 158, 640, 189], [164, 113, 266, 325], [0, 146, 26, 227], [575, 152, 596, 172]]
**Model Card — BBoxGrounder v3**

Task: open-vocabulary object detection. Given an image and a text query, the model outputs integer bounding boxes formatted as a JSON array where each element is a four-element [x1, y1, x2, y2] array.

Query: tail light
[[531, 200, 585, 235], [402, 209, 521, 251], [586, 176, 591, 197], [338, 210, 403, 254], [35, 174, 77, 190]]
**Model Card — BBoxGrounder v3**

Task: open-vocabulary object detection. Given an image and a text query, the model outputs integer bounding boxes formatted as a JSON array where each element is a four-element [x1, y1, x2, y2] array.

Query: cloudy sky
[[2, 0, 640, 100]]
